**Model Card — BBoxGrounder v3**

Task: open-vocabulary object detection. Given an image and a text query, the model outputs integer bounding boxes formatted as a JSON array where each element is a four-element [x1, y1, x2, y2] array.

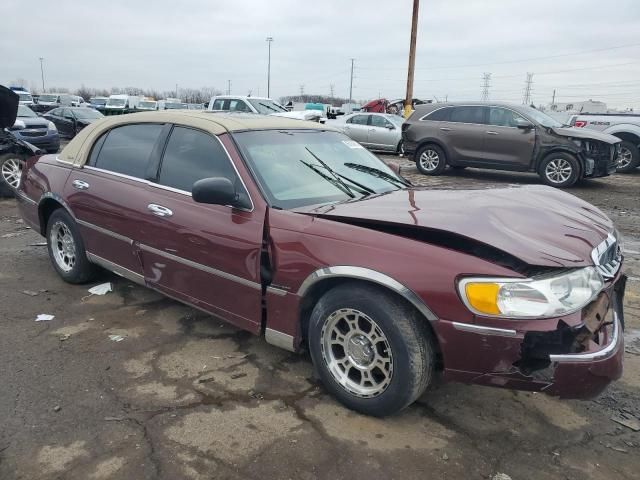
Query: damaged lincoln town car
[[15, 110, 626, 416]]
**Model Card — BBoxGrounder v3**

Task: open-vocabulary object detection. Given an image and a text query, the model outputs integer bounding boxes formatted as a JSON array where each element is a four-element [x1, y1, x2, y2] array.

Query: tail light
[[574, 120, 587, 128]]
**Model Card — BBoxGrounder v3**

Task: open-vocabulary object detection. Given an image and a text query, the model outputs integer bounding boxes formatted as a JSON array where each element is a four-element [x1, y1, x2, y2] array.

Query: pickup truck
[[569, 113, 640, 172]]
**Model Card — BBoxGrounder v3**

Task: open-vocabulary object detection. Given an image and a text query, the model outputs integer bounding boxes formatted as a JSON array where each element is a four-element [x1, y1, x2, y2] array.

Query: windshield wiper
[[344, 163, 410, 187], [300, 160, 356, 198], [258, 102, 282, 113], [305, 148, 376, 196]]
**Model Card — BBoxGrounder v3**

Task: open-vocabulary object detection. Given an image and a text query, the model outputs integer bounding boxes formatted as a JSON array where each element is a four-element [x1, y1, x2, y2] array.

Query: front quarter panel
[[265, 208, 521, 347]]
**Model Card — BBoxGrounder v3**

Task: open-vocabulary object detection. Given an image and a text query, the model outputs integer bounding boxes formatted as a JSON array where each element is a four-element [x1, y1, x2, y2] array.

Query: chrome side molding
[[297, 266, 437, 321], [451, 321, 518, 337]]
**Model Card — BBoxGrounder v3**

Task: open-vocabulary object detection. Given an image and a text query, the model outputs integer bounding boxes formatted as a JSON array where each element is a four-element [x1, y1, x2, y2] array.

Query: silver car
[[338, 113, 404, 154]]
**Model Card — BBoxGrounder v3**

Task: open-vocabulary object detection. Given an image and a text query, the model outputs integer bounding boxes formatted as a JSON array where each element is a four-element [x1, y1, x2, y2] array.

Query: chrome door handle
[[439, 127, 451, 131], [72, 180, 90, 190], [147, 204, 173, 217], [486, 131, 499, 135]]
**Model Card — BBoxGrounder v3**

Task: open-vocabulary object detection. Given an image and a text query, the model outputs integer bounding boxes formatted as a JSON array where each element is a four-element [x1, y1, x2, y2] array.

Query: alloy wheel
[[1, 158, 22, 189], [418, 149, 439, 171], [544, 158, 573, 184], [320, 308, 393, 398], [50, 221, 76, 272], [618, 147, 633, 169]]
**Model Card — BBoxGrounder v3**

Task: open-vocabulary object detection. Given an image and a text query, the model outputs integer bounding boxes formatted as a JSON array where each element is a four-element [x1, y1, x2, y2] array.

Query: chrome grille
[[591, 233, 622, 279]]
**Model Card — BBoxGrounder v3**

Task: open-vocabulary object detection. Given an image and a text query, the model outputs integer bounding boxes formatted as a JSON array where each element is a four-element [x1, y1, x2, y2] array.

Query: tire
[[415, 144, 446, 175], [616, 141, 640, 173], [397, 141, 405, 157], [538, 152, 580, 188], [0, 154, 25, 197], [307, 282, 435, 417], [46, 209, 98, 284]]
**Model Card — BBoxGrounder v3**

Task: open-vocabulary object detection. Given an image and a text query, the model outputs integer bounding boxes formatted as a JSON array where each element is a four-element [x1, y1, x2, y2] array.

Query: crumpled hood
[[16, 117, 50, 129], [552, 126, 620, 144], [293, 186, 613, 268]]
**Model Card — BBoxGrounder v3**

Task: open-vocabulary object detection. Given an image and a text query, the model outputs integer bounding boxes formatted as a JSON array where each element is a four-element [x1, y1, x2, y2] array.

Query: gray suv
[[402, 102, 621, 187]]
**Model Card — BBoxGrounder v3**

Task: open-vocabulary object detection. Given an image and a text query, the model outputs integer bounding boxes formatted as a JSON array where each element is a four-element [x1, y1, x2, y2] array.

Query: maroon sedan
[[15, 110, 626, 416]]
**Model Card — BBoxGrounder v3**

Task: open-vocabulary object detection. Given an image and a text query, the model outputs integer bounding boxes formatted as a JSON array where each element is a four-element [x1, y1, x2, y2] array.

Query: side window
[[488, 107, 525, 127], [48, 108, 60, 117], [212, 99, 226, 110], [93, 124, 163, 179], [349, 115, 369, 125], [424, 107, 451, 121], [370, 115, 390, 128], [158, 127, 236, 192], [87, 133, 108, 167], [449, 106, 486, 124], [229, 100, 250, 112]]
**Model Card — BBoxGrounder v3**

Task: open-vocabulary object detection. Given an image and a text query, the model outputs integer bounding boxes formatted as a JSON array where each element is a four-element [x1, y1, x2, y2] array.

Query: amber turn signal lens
[[464, 283, 501, 315]]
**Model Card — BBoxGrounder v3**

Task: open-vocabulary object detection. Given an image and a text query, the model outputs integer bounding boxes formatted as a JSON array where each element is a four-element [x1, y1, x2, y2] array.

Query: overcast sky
[[3, 0, 640, 108]]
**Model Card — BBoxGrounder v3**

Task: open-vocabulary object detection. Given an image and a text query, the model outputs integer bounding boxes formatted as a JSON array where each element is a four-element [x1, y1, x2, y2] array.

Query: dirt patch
[[37, 440, 90, 473]]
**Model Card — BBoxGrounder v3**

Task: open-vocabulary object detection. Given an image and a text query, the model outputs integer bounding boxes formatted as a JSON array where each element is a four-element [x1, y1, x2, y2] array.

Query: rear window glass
[[92, 124, 163, 179], [424, 107, 451, 121]]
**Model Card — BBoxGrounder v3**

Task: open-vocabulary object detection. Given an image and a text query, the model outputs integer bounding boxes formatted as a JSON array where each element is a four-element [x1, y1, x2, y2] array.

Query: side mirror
[[192, 177, 240, 207], [386, 124, 395, 130], [515, 118, 534, 129]]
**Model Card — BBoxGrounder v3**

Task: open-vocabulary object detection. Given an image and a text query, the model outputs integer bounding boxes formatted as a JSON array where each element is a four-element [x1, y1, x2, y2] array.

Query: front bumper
[[12, 132, 60, 153], [437, 273, 626, 399]]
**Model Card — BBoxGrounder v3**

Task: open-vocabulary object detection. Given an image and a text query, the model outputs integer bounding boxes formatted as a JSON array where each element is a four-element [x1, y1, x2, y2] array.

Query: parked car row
[[8, 99, 626, 416]]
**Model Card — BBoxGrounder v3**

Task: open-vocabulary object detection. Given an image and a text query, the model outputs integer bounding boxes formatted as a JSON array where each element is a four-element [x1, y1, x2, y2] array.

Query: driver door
[[368, 115, 398, 150]]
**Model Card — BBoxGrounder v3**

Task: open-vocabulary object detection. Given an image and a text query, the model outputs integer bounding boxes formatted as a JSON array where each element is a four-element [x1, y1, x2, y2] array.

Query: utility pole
[[227, 80, 231, 95], [39, 57, 45, 92], [266, 37, 273, 98], [481, 73, 491, 101], [404, 0, 420, 118], [348, 58, 355, 113], [551, 89, 556, 107], [523, 72, 534, 105]]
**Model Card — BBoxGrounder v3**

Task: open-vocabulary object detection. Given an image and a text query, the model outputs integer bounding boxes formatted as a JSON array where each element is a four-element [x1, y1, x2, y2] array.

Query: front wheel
[[0, 154, 25, 197], [539, 153, 580, 188], [617, 141, 640, 173], [308, 283, 435, 416], [46, 209, 98, 284], [415, 144, 446, 175], [397, 140, 405, 157]]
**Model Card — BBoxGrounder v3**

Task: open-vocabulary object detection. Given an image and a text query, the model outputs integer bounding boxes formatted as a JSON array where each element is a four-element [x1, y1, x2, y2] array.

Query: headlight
[[458, 267, 604, 319], [47, 121, 57, 132]]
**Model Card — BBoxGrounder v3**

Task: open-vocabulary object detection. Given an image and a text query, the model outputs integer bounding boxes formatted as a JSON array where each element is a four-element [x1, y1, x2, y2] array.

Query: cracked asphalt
[[1, 160, 639, 479]]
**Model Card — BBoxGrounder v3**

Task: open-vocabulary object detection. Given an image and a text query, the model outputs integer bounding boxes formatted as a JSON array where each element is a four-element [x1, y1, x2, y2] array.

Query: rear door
[[139, 126, 264, 333], [64, 123, 167, 281], [444, 106, 488, 163], [484, 107, 535, 167], [368, 115, 398, 150], [343, 114, 370, 144]]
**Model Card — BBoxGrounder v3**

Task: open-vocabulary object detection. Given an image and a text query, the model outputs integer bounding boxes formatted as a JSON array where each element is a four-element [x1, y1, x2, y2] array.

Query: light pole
[[266, 37, 273, 98], [39, 57, 45, 92]]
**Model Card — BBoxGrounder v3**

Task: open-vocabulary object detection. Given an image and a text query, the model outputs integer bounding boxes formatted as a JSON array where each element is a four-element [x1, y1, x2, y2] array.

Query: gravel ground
[[0, 158, 639, 480]]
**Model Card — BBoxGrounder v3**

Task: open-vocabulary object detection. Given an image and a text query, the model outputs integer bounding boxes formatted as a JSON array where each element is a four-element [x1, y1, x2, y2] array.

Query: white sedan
[[334, 113, 404, 155]]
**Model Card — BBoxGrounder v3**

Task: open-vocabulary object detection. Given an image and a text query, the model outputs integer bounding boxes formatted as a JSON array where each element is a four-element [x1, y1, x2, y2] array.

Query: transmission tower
[[299, 84, 305, 100], [523, 73, 534, 105], [481, 73, 491, 101], [329, 83, 335, 98]]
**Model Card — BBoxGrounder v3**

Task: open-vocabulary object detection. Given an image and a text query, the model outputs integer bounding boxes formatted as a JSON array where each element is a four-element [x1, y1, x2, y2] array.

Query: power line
[[357, 42, 640, 71], [348, 58, 355, 112], [481, 72, 491, 101]]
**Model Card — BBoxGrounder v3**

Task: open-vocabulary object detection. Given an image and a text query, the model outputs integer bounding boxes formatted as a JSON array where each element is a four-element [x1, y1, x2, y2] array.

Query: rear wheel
[[397, 140, 405, 157], [539, 152, 580, 188], [308, 282, 435, 416], [46, 209, 98, 284], [616, 141, 640, 173], [0, 154, 24, 197], [416, 144, 446, 175]]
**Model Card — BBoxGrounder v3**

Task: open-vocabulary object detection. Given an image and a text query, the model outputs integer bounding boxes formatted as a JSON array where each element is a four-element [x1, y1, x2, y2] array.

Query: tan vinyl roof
[[59, 111, 334, 167]]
